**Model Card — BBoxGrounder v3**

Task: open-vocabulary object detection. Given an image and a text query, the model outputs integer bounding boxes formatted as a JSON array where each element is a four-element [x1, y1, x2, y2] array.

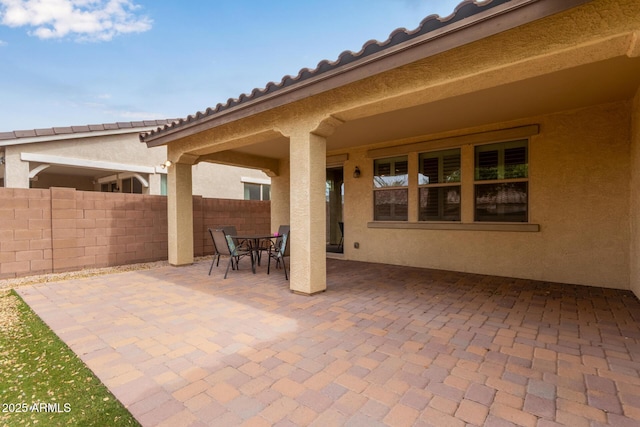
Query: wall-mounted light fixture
[[0, 156, 5, 165], [161, 160, 172, 169], [353, 166, 361, 179]]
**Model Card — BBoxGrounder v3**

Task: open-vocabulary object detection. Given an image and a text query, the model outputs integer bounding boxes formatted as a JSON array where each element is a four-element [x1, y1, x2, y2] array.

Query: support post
[[167, 162, 194, 266], [289, 130, 327, 295]]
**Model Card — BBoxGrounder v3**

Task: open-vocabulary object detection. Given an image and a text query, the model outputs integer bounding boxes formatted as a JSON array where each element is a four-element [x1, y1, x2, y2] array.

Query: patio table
[[231, 234, 279, 273]]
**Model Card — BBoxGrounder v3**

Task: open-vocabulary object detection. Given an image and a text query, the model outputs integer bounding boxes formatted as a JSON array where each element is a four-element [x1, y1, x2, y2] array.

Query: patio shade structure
[[141, 0, 640, 298]]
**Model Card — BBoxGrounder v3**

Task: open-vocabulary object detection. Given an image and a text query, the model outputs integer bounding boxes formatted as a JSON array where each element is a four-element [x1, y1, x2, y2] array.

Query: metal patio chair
[[211, 229, 253, 279], [208, 228, 222, 275], [267, 231, 289, 280]]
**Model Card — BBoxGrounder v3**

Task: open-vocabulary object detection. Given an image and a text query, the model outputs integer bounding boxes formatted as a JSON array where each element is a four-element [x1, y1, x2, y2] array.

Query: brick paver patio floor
[[17, 258, 640, 426]]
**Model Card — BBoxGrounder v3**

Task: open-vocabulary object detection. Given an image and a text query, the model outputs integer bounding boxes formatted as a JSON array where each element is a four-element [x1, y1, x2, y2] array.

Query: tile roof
[[141, 0, 512, 142], [0, 119, 177, 142]]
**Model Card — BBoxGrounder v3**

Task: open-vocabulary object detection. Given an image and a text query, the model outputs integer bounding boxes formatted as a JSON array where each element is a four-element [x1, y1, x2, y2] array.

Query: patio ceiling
[[190, 52, 640, 164]]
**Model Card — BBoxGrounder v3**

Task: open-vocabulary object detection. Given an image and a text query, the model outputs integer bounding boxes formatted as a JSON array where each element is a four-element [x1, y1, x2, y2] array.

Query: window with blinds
[[474, 140, 528, 222], [418, 149, 461, 221], [373, 156, 408, 220]]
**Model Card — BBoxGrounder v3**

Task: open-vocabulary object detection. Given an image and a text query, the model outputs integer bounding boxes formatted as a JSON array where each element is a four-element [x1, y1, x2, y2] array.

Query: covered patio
[[17, 259, 640, 426], [141, 0, 640, 299]]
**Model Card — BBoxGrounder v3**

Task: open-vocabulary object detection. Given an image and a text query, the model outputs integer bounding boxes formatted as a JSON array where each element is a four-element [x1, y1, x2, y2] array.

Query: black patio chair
[[258, 225, 289, 265], [267, 231, 289, 280], [211, 229, 253, 279], [221, 225, 249, 251], [208, 228, 222, 275], [338, 221, 344, 251]]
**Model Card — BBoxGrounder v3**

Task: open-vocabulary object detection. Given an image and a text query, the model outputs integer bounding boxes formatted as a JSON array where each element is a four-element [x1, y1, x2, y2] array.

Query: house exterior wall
[[151, 0, 640, 294], [342, 101, 631, 289], [3, 131, 270, 198], [191, 162, 268, 199], [270, 159, 291, 233], [3, 145, 30, 188]]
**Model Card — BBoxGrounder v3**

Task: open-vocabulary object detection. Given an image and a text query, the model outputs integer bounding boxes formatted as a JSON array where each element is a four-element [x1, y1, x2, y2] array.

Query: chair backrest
[[208, 228, 220, 255], [212, 229, 232, 256], [275, 225, 290, 255], [221, 226, 238, 237], [280, 232, 290, 257]]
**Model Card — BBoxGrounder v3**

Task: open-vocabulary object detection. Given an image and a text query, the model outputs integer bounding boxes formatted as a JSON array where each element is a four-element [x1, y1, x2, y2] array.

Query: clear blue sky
[[0, 0, 469, 132]]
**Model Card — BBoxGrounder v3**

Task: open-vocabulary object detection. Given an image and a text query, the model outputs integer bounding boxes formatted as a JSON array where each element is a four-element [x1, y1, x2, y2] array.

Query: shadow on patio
[[17, 258, 640, 426]]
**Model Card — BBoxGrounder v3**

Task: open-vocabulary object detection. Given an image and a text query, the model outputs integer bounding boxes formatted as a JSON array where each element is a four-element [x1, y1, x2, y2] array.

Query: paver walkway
[[17, 258, 640, 426]]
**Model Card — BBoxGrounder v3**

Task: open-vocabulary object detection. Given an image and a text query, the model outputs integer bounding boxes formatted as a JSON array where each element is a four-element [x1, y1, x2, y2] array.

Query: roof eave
[[141, 0, 594, 148]]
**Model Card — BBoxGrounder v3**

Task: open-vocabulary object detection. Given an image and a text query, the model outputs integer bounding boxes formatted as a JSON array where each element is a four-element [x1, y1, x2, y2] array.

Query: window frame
[[243, 182, 271, 201], [473, 139, 529, 223], [365, 125, 539, 232], [372, 155, 409, 221], [418, 148, 462, 222]]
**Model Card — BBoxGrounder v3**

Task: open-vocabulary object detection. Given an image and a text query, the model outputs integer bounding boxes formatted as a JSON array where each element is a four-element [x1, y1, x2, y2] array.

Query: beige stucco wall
[[630, 89, 640, 295], [270, 159, 290, 233], [343, 101, 632, 290], [13, 132, 166, 167], [4, 132, 166, 192], [192, 163, 270, 199]]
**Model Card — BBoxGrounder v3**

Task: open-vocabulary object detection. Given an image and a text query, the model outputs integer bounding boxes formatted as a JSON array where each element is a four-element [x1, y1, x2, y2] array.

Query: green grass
[[0, 290, 141, 427]]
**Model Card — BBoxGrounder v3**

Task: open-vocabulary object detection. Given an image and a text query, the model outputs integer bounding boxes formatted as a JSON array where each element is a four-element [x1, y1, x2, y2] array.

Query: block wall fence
[[0, 187, 270, 279]]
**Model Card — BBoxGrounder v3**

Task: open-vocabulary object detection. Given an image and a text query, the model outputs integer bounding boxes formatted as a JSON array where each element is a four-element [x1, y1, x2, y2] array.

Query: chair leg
[[267, 249, 272, 275], [224, 256, 233, 279], [208, 254, 221, 275], [281, 256, 288, 280]]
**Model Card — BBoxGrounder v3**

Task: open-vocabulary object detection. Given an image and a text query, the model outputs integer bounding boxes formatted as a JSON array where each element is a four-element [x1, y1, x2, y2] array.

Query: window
[[121, 177, 143, 194], [373, 156, 408, 221], [475, 140, 528, 222], [418, 149, 461, 221], [161, 174, 167, 196], [100, 182, 119, 193], [244, 183, 271, 201]]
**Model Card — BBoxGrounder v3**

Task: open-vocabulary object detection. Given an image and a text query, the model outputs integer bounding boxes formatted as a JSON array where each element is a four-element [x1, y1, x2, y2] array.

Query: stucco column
[[270, 159, 290, 233], [167, 161, 194, 266], [3, 147, 30, 188], [289, 130, 327, 295], [148, 173, 163, 195]]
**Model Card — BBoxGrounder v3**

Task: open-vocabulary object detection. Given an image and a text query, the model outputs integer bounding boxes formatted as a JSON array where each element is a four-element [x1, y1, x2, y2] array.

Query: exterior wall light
[[353, 166, 361, 178], [161, 160, 172, 169]]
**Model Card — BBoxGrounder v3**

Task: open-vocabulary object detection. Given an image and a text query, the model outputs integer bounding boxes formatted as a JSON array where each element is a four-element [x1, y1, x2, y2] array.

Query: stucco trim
[[21, 152, 156, 174], [241, 176, 271, 185], [367, 125, 540, 158], [367, 221, 540, 232], [327, 154, 349, 166]]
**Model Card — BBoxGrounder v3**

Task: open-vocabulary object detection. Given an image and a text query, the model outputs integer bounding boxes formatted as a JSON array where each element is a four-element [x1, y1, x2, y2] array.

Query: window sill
[[367, 221, 540, 232]]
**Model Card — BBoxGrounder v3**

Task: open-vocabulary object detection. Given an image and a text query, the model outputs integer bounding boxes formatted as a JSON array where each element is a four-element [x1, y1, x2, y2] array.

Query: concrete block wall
[[0, 187, 270, 279], [199, 197, 271, 256], [49, 188, 169, 273], [0, 188, 53, 278]]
